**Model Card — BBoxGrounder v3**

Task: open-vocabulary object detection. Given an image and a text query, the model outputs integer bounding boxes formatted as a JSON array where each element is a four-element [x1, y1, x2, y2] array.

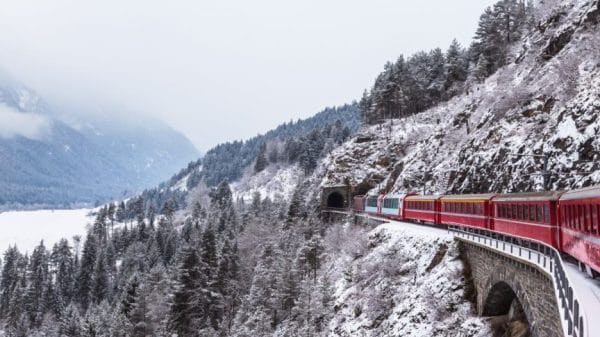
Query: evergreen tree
[[77, 233, 97, 310], [90, 252, 109, 304], [25, 241, 49, 327], [254, 142, 268, 173], [168, 246, 207, 336]]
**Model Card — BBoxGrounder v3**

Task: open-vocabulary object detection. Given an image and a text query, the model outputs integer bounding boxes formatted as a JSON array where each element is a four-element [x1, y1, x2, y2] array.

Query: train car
[[491, 191, 563, 247], [558, 185, 600, 275], [381, 193, 417, 220], [352, 195, 366, 213], [365, 194, 383, 215], [404, 195, 442, 224], [440, 194, 496, 229]]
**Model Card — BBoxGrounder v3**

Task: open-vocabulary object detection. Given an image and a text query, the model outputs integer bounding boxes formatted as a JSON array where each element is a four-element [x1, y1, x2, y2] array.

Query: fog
[[0, 103, 49, 139], [0, 0, 497, 150]]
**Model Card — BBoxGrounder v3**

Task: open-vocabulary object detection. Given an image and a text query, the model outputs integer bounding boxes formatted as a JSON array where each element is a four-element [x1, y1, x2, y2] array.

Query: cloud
[[0, 103, 50, 139]]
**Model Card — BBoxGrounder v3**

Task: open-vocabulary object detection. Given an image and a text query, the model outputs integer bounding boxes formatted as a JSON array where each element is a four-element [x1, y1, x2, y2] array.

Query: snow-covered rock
[[320, 0, 600, 195], [326, 222, 490, 337]]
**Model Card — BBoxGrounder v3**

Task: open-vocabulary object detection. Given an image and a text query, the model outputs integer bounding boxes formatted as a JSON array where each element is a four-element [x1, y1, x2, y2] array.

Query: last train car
[[352, 195, 366, 213], [380, 193, 417, 220], [404, 194, 442, 224], [440, 194, 496, 229], [558, 185, 600, 275]]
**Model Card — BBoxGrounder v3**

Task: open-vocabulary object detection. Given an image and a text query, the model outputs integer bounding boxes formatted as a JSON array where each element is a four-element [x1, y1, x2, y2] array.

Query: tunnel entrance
[[484, 282, 531, 337], [326, 192, 345, 208]]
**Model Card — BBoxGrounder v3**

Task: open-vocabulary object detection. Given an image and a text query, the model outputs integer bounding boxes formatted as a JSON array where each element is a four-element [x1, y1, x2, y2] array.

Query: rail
[[448, 225, 586, 337]]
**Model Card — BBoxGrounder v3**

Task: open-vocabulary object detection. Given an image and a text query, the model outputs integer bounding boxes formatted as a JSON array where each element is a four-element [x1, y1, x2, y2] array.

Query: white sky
[[0, 0, 497, 151]]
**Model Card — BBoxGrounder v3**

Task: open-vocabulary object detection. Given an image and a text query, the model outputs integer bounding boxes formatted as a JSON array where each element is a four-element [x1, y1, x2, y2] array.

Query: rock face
[[320, 0, 600, 196], [326, 223, 491, 337]]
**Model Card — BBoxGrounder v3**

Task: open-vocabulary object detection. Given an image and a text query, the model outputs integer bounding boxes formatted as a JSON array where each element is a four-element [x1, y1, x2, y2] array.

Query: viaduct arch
[[460, 238, 563, 337]]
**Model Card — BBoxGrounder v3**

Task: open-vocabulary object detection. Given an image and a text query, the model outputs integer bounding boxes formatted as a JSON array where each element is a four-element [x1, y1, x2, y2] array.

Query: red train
[[353, 185, 600, 276]]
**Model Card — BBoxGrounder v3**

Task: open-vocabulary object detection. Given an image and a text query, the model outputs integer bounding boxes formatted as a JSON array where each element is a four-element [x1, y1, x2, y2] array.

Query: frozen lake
[[0, 208, 93, 254]]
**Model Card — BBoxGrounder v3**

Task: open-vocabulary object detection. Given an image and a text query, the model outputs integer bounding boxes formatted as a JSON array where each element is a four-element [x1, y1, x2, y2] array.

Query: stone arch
[[326, 191, 346, 208], [480, 266, 535, 336], [483, 281, 518, 316]]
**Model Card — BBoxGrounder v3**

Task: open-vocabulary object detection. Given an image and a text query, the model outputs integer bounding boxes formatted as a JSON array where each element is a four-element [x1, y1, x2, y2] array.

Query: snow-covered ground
[[0, 208, 92, 254], [326, 221, 491, 337], [231, 164, 303, 202]]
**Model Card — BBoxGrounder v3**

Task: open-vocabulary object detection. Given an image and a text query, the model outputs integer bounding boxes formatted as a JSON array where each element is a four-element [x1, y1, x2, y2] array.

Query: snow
[[563, 262, 600, 337], [318, 0, 600, 195], [172, 173, 190, 192], [326, 221, 491, 337], [0, 208, 92, 254], [231, 164, 303, 202]]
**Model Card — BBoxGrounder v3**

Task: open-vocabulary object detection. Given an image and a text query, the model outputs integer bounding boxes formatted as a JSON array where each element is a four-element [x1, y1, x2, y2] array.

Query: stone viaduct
[[459, 238, 564, 337]]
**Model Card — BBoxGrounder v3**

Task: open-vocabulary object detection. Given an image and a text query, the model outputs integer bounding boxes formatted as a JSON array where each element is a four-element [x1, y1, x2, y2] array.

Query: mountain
[[320, 0, 600, 197], [129, 103, 360, 214], [0, 81, 200, 209]]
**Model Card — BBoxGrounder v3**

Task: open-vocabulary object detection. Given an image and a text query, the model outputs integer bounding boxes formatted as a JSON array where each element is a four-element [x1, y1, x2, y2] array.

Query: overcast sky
[[0, 0, 497, 151]]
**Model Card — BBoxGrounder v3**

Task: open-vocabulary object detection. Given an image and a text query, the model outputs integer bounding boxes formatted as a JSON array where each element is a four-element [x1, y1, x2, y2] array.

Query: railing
[[449, 225, 586, 337]]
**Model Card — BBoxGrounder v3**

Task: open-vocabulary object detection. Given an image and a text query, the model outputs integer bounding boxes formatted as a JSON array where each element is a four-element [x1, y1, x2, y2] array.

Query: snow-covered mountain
[[0, 80, 200, 209], [320, 0, 600, 196]]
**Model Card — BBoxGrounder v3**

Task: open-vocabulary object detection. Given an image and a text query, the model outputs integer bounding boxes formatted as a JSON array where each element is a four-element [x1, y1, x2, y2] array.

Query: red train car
[[352, 195, 366, 213], [404, 195, 442, 224], [558, 185, 600, 275], [440, 194, 496, 229], [491, 191, 563, 247]]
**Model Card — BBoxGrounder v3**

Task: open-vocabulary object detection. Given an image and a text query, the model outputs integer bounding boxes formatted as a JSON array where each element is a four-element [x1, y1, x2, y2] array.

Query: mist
[[0, 103, 50, 139], [0, 0, 497, 150]]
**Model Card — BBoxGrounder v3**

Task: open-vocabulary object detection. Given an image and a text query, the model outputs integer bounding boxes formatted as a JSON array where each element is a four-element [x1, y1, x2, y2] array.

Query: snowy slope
[[325, 222, 490, 337], [320, 0, 600, 195], [231, 164, 304, 202]]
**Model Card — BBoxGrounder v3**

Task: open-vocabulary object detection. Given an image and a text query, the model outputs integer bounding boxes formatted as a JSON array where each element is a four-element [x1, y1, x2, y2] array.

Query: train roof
[[383, 193, 415, 199], [493, 191, 564, 202], [560, 185, 600, 201], [440, 194, 496, 202], [405, 194, 443, 201]]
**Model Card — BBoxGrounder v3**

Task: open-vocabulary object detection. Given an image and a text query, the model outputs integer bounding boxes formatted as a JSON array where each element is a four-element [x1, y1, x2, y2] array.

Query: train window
[[591, 204, 596, 233], [529, 205, 536, 221], [466, 203, 471, 214], [543, 205, 549, 224], [536, 206, 543, 223], [473, 203, 478, 214], [586, 205, 592, 233], [577, 205, 581, 229], [523, 205, 529, 220]]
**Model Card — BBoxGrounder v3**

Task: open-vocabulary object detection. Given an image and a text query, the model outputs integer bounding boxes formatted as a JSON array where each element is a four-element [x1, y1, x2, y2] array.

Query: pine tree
[[444, 39, 468, 93], [77, 233, 97, 310], [25, 241, 49, 327], [90, 252, 109, 304], [59, 304, 82, 337], [0, 246, 22, 317], [168, 246, 207, 336], [51, 239, 76, 310], [254, 142, 268, 173]]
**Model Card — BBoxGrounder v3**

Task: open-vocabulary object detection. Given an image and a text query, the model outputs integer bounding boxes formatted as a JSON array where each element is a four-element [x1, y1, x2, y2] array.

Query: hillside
[[0, 81, 200, 209], [131, 103, 360, 214], [321, 0, 600, 196]]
